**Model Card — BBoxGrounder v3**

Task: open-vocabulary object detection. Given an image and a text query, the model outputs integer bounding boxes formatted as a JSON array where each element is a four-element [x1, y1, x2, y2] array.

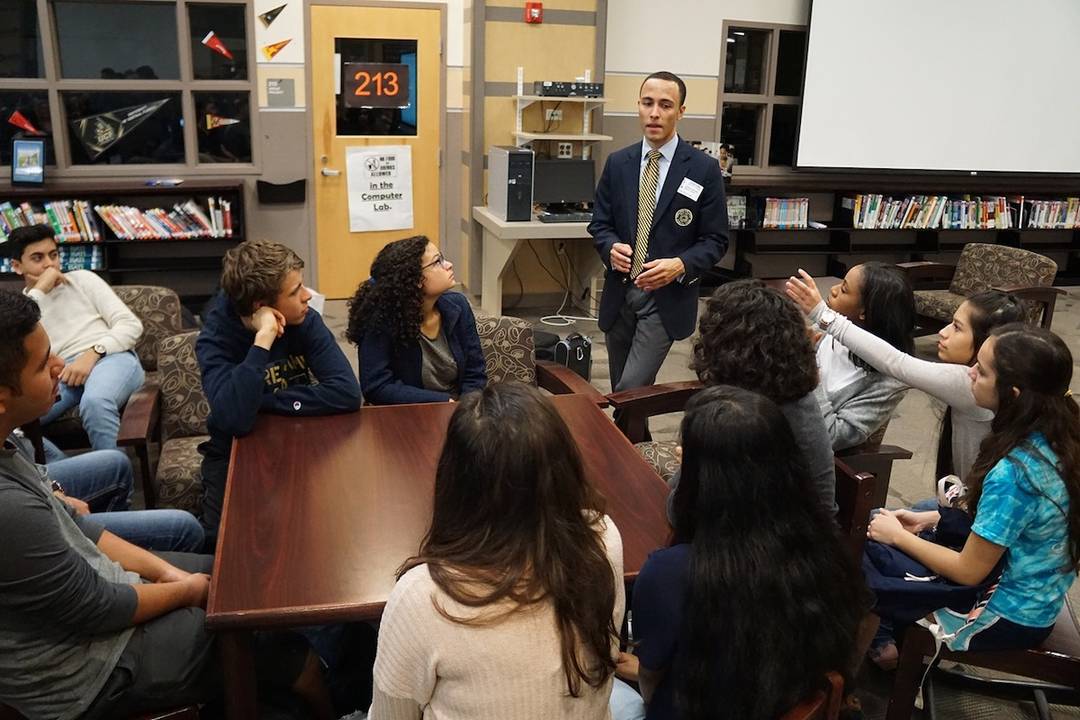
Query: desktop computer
[[533, 158, 595, 223], [487, 146, 534, 222]]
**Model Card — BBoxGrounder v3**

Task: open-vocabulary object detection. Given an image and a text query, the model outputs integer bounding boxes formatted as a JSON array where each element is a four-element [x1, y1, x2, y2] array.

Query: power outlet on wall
[[557, 142, 573, 159], [545, 108, 562, 122]]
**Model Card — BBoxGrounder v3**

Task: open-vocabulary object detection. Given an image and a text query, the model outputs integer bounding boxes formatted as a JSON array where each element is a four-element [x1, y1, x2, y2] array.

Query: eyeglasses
[[421, 253, 451, 271]]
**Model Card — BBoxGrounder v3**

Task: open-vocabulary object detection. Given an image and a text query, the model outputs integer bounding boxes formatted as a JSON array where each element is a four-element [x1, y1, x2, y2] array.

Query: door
[[310, 4, 442, 298]]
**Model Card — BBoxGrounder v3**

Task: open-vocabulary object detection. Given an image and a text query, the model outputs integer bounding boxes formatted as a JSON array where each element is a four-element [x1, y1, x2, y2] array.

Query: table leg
[[220, 631, 258, 720], [480, 229, 522, 316]]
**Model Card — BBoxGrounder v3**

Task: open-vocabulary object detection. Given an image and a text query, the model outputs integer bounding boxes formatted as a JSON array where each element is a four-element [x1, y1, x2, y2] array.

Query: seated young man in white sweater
[[5, 224, 145, 450]]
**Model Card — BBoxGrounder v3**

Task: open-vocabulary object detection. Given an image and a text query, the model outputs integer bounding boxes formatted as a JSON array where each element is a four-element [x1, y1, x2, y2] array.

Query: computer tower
[[487, 146, 533, 221]]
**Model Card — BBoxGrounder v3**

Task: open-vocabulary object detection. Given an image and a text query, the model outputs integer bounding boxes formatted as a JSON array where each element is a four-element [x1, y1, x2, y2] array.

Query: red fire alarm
[[524, 2, 543, 23]]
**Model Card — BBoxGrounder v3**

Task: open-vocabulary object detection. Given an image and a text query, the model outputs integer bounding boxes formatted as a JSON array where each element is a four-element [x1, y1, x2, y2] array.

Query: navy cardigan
[[358, 291, 488, 404]]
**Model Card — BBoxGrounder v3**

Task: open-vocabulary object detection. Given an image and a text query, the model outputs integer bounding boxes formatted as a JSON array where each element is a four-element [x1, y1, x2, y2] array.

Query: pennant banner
[[71, 99, 169, 160], [202, 31, 234, 60], [206, 114, 241, 130], [258, 4, 286, 28], [261, 38, 291, 61], [8, 110, 40, 135]]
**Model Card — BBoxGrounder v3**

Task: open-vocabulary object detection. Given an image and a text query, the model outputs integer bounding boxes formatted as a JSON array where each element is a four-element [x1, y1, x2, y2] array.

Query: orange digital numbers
[[353, 70, 401, 97]]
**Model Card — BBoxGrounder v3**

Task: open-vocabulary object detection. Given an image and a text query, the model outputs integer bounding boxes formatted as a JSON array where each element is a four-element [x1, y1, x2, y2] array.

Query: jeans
[[92, 509, 206, 553], [41, 350, 144, 450], [46, 448, 133, 512], [610, 678, 646, 720]]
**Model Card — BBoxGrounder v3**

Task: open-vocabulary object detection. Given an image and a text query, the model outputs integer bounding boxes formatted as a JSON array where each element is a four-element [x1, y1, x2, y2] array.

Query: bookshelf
[[0, 179, 243, 309], [727, 177, 1080, 283], [512, 95, 612, 160]]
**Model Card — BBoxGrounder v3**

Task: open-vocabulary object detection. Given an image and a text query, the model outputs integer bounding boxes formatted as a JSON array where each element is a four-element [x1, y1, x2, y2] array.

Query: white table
[[472, 206, 602, 316]]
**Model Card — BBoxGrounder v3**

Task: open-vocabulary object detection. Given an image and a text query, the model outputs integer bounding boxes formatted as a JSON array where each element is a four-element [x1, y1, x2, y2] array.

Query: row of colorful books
[[761, 197, 809, 229], [848, 194, 1080, 230], [95, 198, 234, 241], [1, 244, 102, 274], [0, 196, 234, 243], [1026, 198, 1080, 229]]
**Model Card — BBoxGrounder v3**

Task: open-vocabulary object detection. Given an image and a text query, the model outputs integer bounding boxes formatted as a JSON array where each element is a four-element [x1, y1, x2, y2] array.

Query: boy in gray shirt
[[0, 290, 334, 720]]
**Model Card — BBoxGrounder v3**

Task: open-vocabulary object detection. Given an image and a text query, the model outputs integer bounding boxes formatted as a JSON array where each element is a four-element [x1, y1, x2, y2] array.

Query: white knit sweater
[[370, 516, 624, 720], [26, 270, 143, 360]]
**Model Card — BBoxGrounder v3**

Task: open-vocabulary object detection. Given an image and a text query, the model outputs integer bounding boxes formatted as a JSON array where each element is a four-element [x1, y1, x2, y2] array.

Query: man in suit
[[589, 71, 728, 399]]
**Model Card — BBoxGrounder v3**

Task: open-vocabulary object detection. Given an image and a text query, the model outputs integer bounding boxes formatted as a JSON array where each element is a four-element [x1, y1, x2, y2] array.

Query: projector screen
[[795, 0, 1080, 174]]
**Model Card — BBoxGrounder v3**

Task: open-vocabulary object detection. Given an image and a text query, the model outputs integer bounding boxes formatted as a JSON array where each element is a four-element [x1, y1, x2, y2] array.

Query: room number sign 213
[[343, 62, 411, 109]]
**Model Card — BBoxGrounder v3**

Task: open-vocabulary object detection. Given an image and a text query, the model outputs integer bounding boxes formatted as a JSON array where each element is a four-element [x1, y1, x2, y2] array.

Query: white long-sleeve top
[[26, 270, 143, 359]]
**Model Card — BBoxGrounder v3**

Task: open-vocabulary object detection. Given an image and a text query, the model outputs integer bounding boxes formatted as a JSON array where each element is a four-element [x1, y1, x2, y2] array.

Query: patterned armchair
[[138, 330, 209, 513], [473, 312, 606, 404], [900, 243, 1062, 335], [44, 285, 186, 505]]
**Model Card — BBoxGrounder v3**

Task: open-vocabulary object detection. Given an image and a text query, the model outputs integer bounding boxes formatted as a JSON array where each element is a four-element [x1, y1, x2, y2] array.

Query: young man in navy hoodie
[[196, 240, 362, 549]]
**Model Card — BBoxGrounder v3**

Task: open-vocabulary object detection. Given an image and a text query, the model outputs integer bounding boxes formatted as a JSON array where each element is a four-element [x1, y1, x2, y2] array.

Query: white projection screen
[[795, 0, 1080, 174]]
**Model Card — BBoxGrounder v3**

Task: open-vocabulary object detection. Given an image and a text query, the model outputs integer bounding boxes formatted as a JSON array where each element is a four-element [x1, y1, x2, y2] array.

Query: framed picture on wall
[[12, 138, 45, 185]]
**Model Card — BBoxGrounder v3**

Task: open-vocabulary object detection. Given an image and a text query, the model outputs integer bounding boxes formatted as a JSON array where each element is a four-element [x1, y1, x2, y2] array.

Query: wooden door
[[310, 4, 442, 298]]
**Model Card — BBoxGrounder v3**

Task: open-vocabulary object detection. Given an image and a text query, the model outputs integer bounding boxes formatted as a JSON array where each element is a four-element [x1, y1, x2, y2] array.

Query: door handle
[[321, 167, 341, 177]]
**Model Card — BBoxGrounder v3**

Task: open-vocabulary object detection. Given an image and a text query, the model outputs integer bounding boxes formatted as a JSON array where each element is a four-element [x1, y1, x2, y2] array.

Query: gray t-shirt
[[419, 328, 459, 395], [0, 435, 138, 720]]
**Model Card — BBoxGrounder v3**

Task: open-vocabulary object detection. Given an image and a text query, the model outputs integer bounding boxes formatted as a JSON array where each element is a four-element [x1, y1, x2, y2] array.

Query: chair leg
[[1033, 689, 1053, 720], [135, 443, 157, 509], [886, 626, 936, 720]]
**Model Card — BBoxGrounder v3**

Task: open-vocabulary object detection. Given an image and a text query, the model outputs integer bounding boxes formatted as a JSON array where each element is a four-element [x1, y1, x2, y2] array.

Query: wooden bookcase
[[0, 179, 244, 309], [727, 175, 1080, 283]]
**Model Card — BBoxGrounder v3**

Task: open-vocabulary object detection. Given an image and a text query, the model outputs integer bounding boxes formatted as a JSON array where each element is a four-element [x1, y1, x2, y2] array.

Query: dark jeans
[[198, 445, 230, 553], [81, 553, 310, 720], [965, 616, 1055, 652]]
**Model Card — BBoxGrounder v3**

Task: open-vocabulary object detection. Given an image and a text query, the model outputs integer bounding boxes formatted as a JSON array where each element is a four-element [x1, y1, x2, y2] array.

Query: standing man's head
[[4, 224, 59, 289], [638, 71, 686, 148], [220, 239, 312, 325], [0, 290, 64, 431]]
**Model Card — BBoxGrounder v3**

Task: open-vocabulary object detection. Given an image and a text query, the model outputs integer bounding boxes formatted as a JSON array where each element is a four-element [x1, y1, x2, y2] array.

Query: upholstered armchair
[[45, 285, 186, 505], [900, 243, 1062, 334]]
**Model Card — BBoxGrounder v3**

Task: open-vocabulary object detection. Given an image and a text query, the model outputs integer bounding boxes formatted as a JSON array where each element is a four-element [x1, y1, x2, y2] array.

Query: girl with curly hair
[[811, 262, 916, 450], [688, 279, 836, 515], [868, 324, 1080, 653], [614, 385, 866, 720], [346, 236, 487, 405]]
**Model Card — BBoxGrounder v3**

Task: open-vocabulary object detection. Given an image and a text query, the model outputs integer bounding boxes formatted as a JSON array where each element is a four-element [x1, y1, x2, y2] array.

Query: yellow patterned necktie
[[632, 149, 663, 278]]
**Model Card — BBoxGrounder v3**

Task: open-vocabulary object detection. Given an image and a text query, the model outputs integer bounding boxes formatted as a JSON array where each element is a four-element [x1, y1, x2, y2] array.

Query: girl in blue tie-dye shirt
[[868, 323, 1079, 651]]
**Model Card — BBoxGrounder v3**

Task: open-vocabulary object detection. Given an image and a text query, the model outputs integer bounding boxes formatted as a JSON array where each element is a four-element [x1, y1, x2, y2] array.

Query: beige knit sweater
[[26, 270, 142, 359], [369, 515, 624, 720]]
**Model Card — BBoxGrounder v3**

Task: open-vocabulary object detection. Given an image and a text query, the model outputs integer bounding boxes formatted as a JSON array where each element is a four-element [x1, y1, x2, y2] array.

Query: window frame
[[0, 0, 260, 177], [716, 19, 805, 175]]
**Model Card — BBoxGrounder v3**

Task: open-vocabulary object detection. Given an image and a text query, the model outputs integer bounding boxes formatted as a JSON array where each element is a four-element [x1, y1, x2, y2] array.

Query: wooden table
[[206, 393, 670, 718]]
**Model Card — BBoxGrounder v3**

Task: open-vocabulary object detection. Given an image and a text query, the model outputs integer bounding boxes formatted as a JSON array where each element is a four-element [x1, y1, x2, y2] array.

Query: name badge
[[677, 177, 703, 202]]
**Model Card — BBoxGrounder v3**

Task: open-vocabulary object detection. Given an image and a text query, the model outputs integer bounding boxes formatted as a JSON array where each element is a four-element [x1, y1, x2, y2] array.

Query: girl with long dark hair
[[368, 382, 622, 719], [787, 270, 1026, 482], [346, 235, 487, 405], [868, 324, 1079, 651], [812, 262, 916, 450], [614, 385, 865, 720]]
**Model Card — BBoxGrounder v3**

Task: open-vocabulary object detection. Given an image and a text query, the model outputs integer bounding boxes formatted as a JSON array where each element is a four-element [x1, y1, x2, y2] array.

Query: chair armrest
[[536, 360, 608, 407], [897, 261, 957, 286], [606, 381, 704, 415], [117, 383, 161, 447], [992, 284, 1066, 301], [834, 457, 879, 561], [836, 444, 914, 462]]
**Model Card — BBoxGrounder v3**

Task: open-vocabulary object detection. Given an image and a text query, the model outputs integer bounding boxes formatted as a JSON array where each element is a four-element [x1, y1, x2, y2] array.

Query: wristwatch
[[818, 308, 838, 329], [92, 343, 107, 357]]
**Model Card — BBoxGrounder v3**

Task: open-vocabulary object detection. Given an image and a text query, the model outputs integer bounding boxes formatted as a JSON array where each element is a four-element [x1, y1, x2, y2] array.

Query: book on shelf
[[726, 195, 747, 229], [1, 243, 101, 274], [94, 196, 234, 240], [761, 197, 809, 230]]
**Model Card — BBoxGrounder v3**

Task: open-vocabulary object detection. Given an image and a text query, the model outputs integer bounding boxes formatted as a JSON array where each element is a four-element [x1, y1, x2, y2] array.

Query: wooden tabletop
[[206, 393, 671, 630]]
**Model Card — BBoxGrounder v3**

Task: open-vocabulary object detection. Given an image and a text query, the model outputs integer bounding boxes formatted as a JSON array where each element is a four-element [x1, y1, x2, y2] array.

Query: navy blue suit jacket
[[358, 291, 488, 405], [588, 137, 728, 340]]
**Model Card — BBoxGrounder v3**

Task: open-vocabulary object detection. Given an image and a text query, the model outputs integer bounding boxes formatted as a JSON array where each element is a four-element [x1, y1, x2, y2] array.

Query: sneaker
[[868, 641, 899, 671]]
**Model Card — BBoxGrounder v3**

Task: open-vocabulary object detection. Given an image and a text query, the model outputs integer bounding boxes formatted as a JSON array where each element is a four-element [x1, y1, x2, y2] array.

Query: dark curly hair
[[692, 279, 818, 404], [345, 235, 429, 347]]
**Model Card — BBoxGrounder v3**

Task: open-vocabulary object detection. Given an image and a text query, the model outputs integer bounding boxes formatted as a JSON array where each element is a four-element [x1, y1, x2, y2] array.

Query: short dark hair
[[220, 239, 304, 315], [0, 290, 41, 392], [1, 224, 56, 262], [641, 71, 686, 106], [692, 279, 818, 404]]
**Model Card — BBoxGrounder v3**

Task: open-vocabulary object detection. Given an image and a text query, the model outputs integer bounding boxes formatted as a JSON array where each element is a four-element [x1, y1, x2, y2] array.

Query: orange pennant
[[261, 38, 291, 61], [202, 31, 234, 60]]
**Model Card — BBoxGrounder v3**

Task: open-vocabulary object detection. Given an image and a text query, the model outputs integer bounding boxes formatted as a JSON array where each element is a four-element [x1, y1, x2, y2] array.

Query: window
[[718, 22, 807, 171], [0, 0, 257, 173]]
